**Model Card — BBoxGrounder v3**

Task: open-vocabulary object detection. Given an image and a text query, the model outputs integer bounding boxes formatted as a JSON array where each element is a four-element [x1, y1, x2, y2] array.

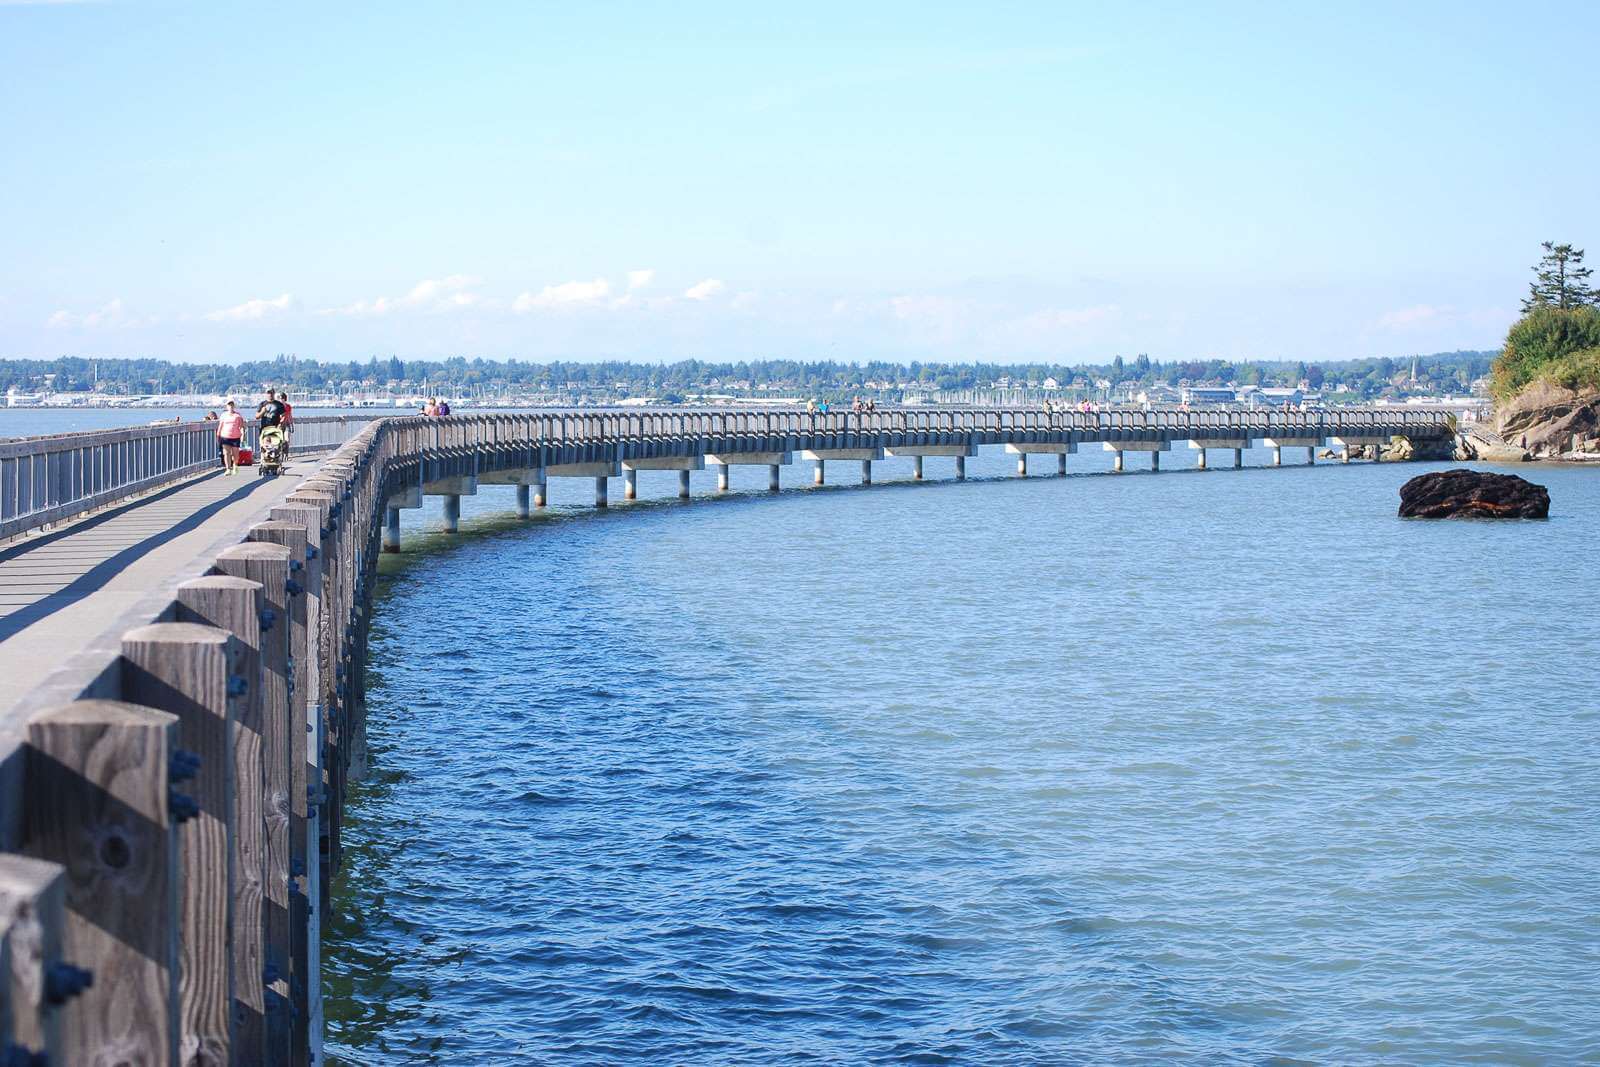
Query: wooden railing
[[0, 416, 375, 541]]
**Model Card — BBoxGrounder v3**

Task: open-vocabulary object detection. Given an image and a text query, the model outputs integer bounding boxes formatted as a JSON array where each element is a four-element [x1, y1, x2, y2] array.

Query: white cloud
[[889, 294, 968, 322], [683, 278, 725, 301], [321, 275, 481, 316], [205, 292, 294, 322], [513, 278, 611, 311], [1019, 304, 1120, 329], [47, 298, 138, 329], [1377, 304, 1448, 329], [627, 269, 655, 290]]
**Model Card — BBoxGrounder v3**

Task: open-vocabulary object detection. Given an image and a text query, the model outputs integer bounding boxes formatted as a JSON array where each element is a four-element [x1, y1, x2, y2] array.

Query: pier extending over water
[[0, 405, 1453, 1064]]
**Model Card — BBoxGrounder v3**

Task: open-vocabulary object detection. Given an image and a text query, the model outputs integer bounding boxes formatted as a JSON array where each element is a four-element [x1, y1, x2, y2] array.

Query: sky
[[2, 0, 1597, 365]]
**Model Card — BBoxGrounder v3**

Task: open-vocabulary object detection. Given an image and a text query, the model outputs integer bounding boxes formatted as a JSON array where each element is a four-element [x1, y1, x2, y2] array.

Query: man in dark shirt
[[257, 388, 286, 429]]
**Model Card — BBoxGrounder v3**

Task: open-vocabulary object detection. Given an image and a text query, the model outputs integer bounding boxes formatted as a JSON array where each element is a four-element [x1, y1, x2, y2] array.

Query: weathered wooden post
[[244, 520, 315, 1062], [25, 700, 181, 1064], [175, 575, 269, 1063], [120, 622, 239, 1067], [213, 542, 294, 1064], [0, 854, 68, 1060]]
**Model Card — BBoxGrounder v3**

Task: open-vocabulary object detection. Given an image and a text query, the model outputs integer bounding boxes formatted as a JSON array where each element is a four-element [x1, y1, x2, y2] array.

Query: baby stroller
[[257, 425, 287, 478]]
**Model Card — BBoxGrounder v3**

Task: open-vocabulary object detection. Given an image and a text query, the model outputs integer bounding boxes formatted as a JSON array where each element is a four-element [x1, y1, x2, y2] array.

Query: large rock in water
[[1398, 469, 1550, 519]]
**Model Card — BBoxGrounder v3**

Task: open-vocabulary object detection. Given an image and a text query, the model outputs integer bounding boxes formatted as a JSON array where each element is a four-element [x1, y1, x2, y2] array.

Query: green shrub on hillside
[[1532, 347, 1600, 394], [1490, 305, 1600, 400]]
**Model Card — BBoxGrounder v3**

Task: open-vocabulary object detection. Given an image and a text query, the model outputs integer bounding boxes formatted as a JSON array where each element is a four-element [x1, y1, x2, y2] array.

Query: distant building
[[1254, 387, 1303, 408], [1042, 377, 1061, 390], [1182, 386, 1236, 405]]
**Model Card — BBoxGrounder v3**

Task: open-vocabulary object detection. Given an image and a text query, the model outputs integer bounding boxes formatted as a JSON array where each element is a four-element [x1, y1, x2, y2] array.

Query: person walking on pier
[[277, 390, 294, 455], [257, 387, 286, 432], [217, 400, 245, 475]]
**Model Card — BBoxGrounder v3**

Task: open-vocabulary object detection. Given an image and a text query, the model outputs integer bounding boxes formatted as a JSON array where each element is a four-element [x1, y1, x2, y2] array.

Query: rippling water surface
[[323, 451, 1599, 1064]]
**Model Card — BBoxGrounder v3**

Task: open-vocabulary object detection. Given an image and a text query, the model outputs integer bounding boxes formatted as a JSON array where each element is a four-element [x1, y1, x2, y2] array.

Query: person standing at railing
[[204, 411, 224, 468], [217, 401, 246, 475]]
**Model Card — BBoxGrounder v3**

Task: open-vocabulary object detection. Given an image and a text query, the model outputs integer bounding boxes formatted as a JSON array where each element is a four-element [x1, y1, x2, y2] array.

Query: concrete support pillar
[[861, 459, 872, 485], [383, 506, 401, 552], [1196, 448, 1207, 470], [814, 459, 825, 485], [1113, 450, 1124, 472], [624, 468, 638, 499], [679, 470, 691, 498], [913, 456, 923, 480], [1233, 448, 1243, 469], [717, 463, 731, 492], [443, 494, 460, 533], [534, 476, 547, 508], [1272, 446, 1282, 467], [955, 456, 966, 480], [768, 464, 780, 491], [1373, 444, 1383, 463], [1307, 446, 1316, 466], [1342, 447, 1351, 464], [595, 477, 608, 507], [1058, 452, 1068, 475], [516, 484, 531, 517], [1151, 451, 1161, 472], [1015, 454, 1027, 476]]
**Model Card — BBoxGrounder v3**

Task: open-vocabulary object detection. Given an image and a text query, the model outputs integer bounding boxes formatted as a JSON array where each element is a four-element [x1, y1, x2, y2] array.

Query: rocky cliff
[[1495, 380, 1600, 458]]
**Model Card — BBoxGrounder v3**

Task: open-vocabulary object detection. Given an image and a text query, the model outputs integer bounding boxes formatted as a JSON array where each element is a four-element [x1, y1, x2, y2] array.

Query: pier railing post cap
[[216, 541, 293, 564]]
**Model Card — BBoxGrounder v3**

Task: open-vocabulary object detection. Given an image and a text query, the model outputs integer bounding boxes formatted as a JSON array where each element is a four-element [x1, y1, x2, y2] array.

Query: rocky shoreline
[[1459, 382, 1600, 463]]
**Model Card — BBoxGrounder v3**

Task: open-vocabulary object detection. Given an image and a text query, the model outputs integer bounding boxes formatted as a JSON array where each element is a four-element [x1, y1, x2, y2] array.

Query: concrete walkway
[[0, 456, 323, 718]]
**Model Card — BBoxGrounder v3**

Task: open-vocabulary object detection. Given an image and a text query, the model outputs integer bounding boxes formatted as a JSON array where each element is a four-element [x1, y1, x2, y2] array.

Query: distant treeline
[[0, 351, 1497, 400]]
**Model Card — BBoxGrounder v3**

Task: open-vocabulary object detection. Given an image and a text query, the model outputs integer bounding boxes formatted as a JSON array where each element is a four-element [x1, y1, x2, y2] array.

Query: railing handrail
[[0, 415, 378, 541]]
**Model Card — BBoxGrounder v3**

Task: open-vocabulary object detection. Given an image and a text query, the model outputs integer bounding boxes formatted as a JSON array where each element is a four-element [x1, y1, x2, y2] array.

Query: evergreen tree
[[1523, 242, 1597, 311]]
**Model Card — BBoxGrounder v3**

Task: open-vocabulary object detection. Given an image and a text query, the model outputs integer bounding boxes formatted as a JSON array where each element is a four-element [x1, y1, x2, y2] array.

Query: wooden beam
[[175, 576, 268, 1064], [0, 853, 67, 1059], [120, 622, 237, 1067], [213, 542, 294, 1066], [25, 700, 180, 1065]]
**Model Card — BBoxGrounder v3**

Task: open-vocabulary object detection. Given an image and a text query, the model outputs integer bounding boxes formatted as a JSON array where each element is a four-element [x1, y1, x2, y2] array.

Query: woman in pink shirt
[[217, 400, 247, 475]]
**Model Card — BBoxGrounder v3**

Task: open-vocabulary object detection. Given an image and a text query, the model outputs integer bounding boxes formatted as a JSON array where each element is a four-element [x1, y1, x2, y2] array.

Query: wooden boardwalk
[[0, 406, 1459, 1065], [0, 457, 325, 719]]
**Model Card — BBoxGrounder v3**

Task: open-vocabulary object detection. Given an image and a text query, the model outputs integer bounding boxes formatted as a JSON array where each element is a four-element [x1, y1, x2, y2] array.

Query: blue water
[[323, 450, 1600, 1064]]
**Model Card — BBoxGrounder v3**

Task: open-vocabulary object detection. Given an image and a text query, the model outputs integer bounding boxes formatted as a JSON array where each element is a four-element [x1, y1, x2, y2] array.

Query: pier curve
[[0, 404, 1456, 1064]]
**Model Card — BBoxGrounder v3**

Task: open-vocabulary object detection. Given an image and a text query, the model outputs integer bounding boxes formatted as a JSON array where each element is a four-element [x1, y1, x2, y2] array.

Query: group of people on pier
[[418, 396, 453, 416], [205, 387, 293, 473]]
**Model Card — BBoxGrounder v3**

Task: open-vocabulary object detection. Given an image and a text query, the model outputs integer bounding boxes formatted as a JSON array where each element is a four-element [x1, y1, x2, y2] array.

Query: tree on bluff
[[1522, 242, 1597, 312], [1490, 304, 1600, 400], [1490, 242, 1600, 401]]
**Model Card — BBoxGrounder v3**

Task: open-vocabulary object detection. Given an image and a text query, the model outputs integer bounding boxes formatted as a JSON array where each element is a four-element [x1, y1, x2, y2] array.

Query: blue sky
[[3, 0, 1595, 364]]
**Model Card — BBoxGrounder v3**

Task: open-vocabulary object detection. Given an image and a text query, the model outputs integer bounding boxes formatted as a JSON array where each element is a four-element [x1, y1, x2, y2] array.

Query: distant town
[[2, 351, 1496, 417]]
